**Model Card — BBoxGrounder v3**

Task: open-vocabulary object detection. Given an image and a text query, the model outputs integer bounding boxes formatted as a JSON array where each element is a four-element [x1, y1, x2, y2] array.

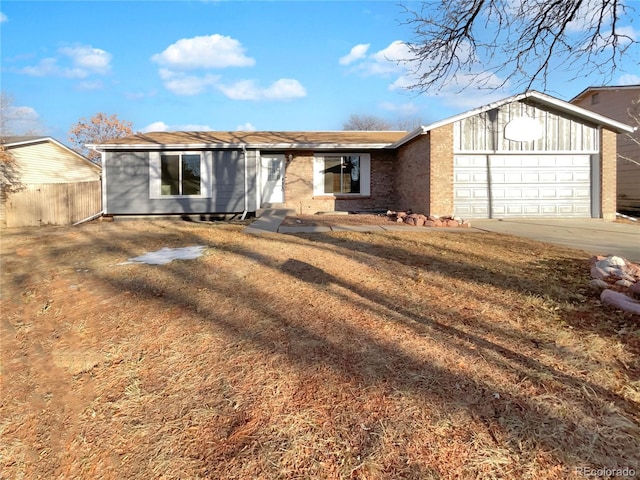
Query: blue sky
[[1, 0, 639, 140]]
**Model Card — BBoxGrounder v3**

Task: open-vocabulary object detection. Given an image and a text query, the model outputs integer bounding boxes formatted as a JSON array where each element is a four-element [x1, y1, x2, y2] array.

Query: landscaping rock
[[385, 210, 468, 228], [589, 279, 609, 290], [601, 290, 640, 315], [588, 255, 640, 314]]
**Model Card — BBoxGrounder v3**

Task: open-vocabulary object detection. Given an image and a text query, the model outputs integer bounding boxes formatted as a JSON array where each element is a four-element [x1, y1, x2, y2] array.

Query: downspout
[[241, 144, 248, 220]]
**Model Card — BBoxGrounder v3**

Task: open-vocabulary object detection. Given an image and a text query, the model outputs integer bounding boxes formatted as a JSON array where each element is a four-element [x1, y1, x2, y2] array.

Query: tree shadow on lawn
[[83, 226, 638, 470], [12, 222, 638, 476], [286, 230, 639, 354]]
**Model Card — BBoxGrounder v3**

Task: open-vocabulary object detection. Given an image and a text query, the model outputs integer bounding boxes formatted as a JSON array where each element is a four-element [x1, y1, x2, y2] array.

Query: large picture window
[[314, 154, 369, 196], [160, 153, 201, 196]]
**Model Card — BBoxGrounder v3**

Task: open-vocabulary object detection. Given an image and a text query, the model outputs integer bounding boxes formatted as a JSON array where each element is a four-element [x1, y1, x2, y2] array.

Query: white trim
[[149, 151, 211, 199], [391, 90, 636, 149], [88, 142, 395, 151], [313, 153, 371, 197]]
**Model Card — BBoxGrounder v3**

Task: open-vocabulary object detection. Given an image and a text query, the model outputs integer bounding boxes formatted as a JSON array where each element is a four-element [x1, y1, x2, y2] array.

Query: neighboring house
[[91, 90, 634, 221], [0, 136, 102, 227], [570, 85, 640, 214]]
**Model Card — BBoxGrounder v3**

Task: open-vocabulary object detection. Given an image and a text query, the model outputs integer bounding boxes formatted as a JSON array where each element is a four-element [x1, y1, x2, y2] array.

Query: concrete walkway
[[471, 219, 640, 262], [246, 212, 640, 262]]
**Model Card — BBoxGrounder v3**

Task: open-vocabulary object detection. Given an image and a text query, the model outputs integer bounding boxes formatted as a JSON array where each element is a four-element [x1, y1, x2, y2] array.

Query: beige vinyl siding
[[571, 87, 640, 210], [9, 141, 100, 184]]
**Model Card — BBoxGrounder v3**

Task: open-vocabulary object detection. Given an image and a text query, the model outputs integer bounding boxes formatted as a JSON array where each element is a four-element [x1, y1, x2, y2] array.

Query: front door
[[261, 155, 284, 205]]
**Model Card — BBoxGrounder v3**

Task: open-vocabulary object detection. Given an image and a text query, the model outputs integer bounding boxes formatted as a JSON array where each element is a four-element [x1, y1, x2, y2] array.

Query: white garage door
[[454, 154, 592, 218]]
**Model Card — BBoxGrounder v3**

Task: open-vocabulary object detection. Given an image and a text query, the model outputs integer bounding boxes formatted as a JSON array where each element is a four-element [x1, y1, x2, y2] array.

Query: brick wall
[[429, 124, 454, 216], [395, 134, 430, 213], [283, 150, 396, 214], [601, 127, 617, 221]]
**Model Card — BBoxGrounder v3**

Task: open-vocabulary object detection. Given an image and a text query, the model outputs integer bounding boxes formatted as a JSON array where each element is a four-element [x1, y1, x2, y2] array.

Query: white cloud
[[1, 12, 8, 23], [379, 101, 419, 115], [218, 78, 306, 101], [76, 80, 104, 91], [339, 44, 370, 66], [60, 45, 111, 74], [4, 105, 41, 134], [158, 69, 221, 96], [181, 124, 214, 131], [236, 122, 257, 131], [618, 73, 640, 85], [141, 121, 170, 133], [141, 121, 214, 133], [18, 44, 111, 79], [151, 34, 255, 70]]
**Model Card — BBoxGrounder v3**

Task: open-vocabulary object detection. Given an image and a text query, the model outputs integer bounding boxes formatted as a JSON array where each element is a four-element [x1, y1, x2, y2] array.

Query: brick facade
[[283, 150, 397, 214], [601, 128, 618, 221], [395, 134, 430, 213], [428, 124, 454, 216]]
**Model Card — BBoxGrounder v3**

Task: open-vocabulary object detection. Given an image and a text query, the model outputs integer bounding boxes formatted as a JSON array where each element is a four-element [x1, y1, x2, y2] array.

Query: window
[[150, 151, 210, 199], [160, 153, 201, 196], [313, 154, 370, 196], [591, 92, 600, 105]]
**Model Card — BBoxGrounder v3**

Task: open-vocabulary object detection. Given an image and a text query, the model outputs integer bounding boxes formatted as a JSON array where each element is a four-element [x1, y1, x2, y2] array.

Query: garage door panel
[[454, 154, 591, 218]]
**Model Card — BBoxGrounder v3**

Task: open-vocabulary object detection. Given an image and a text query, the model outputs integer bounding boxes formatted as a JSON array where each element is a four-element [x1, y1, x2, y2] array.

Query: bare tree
[[343, 114, 424, 131], [343, 114, 393, 131], [0, 92, 42, 136], [619, 95, 640, 167], [400, 0, 638, 93], [0, 94, 27, 198], [69, 113, 133, 162]]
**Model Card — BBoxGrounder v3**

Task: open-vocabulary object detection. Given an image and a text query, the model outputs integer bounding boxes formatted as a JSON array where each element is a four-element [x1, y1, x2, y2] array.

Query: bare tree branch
[[400, 0, 638, 93]]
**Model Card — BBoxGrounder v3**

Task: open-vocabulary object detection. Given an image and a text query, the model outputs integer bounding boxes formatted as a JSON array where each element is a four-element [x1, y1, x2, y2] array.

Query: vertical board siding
[[454, 100, 599, 153], [4, 181, 102, 227]]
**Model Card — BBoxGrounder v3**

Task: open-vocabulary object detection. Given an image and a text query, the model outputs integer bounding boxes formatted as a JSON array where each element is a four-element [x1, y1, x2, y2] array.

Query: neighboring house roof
[[90, 131, 409, 150], [392, 90, 637, 148], [2, 136, 101, 171], [570, 84, 640, 103]]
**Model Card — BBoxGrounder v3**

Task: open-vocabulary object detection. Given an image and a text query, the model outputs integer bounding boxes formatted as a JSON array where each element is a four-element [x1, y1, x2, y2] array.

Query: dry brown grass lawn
[[1, 220, 639, 479]]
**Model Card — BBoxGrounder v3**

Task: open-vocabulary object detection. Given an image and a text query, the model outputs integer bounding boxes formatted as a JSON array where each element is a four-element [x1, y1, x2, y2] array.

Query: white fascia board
[[525, 91, 636, 133], [88, 142, 397, 151], [391, 90, 635, 149]]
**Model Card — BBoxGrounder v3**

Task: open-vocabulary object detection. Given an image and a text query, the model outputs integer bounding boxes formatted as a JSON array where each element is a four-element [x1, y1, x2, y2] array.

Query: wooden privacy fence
[[3, 181, 102, 227]]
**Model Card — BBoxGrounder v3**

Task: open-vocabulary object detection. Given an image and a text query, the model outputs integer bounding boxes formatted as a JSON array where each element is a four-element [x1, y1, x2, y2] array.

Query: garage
[[454, 153, 593, 218], [449, 94, 615, 219]]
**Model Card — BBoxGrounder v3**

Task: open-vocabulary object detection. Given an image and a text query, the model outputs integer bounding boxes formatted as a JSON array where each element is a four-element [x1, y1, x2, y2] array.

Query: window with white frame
[[313, 154, 370, 196], [149, 152, 210, 199]]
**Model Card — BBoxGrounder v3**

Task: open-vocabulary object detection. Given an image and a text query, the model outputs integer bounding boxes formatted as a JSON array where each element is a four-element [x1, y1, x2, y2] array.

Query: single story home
[[570, 84, 640, 214], [90, 90, 635, 221], [1, 136, 102, 227]]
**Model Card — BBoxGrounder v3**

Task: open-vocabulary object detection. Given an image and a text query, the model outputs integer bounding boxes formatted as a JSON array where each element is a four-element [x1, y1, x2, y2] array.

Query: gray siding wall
[[104, 149, 256, 215]]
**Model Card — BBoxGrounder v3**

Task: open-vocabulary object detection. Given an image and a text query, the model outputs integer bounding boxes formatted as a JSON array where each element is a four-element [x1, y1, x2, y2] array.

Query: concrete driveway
[[471, 219, 640, 262]]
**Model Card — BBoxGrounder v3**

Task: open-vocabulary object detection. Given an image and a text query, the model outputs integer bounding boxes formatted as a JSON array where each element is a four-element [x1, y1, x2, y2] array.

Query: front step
[[256, 204, 295, 218]]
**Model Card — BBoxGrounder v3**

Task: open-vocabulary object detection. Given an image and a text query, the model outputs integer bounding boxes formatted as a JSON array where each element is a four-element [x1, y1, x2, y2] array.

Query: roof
[[90, 130, 409, 150], [89, 90, 635, 152], [570, 84, 640, 103], [392, 90, 636, 148], [1, 136, 101, 170], [1, 135, 48, 146]]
